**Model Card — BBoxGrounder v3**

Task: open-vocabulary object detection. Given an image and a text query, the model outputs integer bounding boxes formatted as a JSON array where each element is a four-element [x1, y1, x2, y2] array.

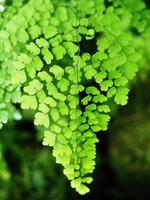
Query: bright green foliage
[[0, 0, 150, 195], [20, 95, 37, 110], [43, 130, 56, 146], [115, 87, 129, 105]]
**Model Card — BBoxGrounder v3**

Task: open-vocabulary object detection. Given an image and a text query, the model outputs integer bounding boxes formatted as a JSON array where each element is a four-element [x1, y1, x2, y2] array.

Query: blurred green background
[[0, 72, 150, 200]]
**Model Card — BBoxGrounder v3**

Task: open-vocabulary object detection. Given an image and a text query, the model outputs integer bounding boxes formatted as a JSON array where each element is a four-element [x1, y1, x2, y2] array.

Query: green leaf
[[49, 34, 62, 47], [84, 65, 97, 79], [100, 80, 113, 91], [50, 65, 64, 80], [44, 25, 57, 39], [56, 7, 68, 22], [26, 63, 36, 78], [122, 62, 138, 80], [107, 86, 116, 98], [57, 154, 70, 165], [17, 53, 31, 64], [82, 177, 93, 184], [13, 61, 25, 70], [101, 53, 126, 72], [97, 37, 112, 51], [85, 29, 95, 40], [20, 95, 37, 110], [38, 103, 49, 113], [86, 86, 99, 95], [57, 78, 70, 92], [80, 18, 89, 26], [97, 105, 110, 113], [95, 71, 107, 84], [84, 111, 96, 120], [118, 33, 131, 46], [68, 96, 79, 109], [58, 119, 68, 127], [92, 51, 108, 62], [46, 82, 57, 95], [79, 124, 89, 132], [86, 103, 96, 111], [17, 29, 29, 42], [53, 92, 66, 101], [36, 38, 49, 48], [64, 165, 74, 176], [58, 102, 69, 115], [38, 71, 52, 82], [71, 178, 82, 188], [32, 56, 44, 71], [29, 24, 41, 39], [108, 70, 121, 79], [70, 109, 82, 120], [41, 48, 53, 64], [63, 127, 72, 139], [108, 43, 122, 57], [12, 70, 26, 85], [76, 184, 90, 195], [81, 95, 92, 105], [114, 77, 128, 87], [24, 79, 43, 95], [26, 42, 40, 55], [93, 94, 107, 103], [34, 112, 50, 128], [43, 130, 56, 146], [44, 97, 57, 107], [51, 108, 59, 121], [57, 134, 67, 144], [98, 113, 110, 130], [63, 42, 79, 57], [114, 87, 129, 105], [37, 90, 46, 103], [50, 124, 61, 133], [52, 45, 66, 60], [70, 85, 84, 95]]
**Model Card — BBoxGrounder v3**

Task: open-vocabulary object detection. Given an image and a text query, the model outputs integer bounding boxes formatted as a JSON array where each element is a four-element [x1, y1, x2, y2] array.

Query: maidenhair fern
[[0, 0, 150, 195]]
